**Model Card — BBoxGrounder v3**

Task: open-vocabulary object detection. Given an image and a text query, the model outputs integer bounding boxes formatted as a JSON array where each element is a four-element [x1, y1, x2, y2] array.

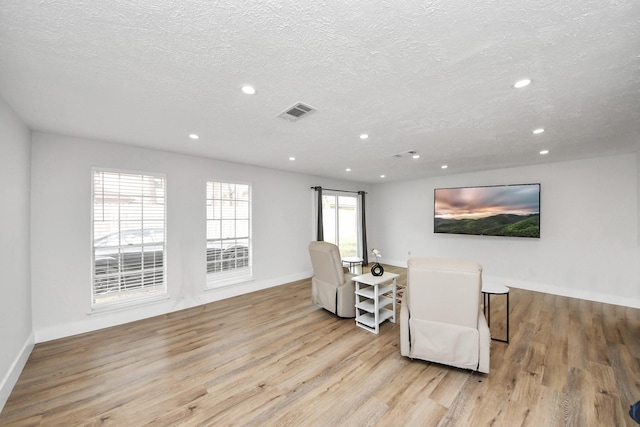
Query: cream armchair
[[400, 257, 490, 373], [308, 241, 356, 318]]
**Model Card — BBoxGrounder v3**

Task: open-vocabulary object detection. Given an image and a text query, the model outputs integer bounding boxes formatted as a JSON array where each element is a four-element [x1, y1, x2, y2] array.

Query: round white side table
[[342, 256, 364, 274], [481, 282, 510, 343]]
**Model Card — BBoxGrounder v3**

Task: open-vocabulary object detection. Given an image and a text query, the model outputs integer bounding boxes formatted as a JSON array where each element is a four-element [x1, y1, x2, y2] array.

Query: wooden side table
[[482, 282, 510, 343], [352, 272, 398, 334]]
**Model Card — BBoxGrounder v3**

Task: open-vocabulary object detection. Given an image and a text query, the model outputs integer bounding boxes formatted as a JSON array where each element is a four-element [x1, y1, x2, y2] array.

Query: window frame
[[321, 191, 360, 258], [205, 180, 253, 289], [91, 167, 168, 309]]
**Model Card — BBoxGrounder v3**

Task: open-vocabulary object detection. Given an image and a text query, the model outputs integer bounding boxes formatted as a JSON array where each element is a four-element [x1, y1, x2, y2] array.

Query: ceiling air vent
[[278, 102, 317, 121], [393, 150, 418, 158]]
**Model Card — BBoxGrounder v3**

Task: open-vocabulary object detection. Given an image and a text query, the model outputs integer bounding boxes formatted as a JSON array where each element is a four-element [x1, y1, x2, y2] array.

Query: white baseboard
[[203, 270, 313, 302], [491, 277, 640, 309], [35, 270, 315, 344], [384, 259, 640, 309], [0, 332, 34, 412]]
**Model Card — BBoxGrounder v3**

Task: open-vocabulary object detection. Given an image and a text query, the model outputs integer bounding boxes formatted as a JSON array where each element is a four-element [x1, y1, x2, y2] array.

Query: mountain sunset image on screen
[[434, 184, 540, 238]]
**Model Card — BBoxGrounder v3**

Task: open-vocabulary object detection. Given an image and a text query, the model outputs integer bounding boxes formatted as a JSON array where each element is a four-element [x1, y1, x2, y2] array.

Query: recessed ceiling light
[[441, 165, 448, 169], [241, 85, 256, 95], [289, 156, 296, 161], [345, 168, 351, 172], [540, 150, 549, 155], [533, 128, 545, 134], [380, 174, 386, 178], [513, 79, 531, 89], [360, 134, 369, 140], [189, 134, 199, 140], [412, 154, 420, 159]]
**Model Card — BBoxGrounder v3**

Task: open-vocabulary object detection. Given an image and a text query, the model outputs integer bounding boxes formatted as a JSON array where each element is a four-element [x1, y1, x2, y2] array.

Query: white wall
[[30, 132, 369, 342], [0, 98, 33, 409], [10, 124, 640, 409], [370, 153, 640, 308]]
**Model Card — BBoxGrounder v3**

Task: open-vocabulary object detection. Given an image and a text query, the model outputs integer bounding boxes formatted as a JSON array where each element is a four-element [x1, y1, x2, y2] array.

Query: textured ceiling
[[1, 0, 639, 183]]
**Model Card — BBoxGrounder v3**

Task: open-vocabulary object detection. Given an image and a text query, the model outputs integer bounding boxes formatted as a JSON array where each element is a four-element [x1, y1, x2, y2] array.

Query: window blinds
[[206, 181, 252, 287], [92, 170, 166, 306]]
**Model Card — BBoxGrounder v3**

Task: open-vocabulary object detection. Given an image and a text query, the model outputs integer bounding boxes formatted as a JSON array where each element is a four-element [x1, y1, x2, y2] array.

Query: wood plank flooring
[[2, 264, 639, 426]]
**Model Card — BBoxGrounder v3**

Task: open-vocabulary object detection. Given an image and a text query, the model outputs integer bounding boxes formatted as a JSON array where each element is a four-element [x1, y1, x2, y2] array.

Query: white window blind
[[92, 170, 166, 307], [206, 181, 252, 287]]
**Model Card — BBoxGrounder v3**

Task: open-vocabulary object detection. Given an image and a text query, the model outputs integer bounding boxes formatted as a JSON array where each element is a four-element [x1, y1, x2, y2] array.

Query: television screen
[[434, 183, 540, 238]]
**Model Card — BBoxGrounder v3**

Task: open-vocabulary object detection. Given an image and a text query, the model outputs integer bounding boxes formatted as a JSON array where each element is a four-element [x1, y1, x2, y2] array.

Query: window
[[206, 181, 252, 287], [322, 193, 359, 257], [92, 170, 166, 307]]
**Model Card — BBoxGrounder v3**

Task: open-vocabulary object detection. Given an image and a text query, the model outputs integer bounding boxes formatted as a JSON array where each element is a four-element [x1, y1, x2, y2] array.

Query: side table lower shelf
[[356, 308, 395, 330]]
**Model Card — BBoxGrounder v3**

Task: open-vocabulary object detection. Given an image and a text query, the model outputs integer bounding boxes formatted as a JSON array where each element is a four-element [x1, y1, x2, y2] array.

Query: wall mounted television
[[434, 183, 540, 238]]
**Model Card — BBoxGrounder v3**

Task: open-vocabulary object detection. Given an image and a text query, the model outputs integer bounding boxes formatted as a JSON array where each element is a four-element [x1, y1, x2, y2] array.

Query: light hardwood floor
[[2, 265, 639, 426]]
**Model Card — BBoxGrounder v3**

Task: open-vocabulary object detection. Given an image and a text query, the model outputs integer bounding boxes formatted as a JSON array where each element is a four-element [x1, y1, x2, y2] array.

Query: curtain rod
[[311, 186, 367, 195]]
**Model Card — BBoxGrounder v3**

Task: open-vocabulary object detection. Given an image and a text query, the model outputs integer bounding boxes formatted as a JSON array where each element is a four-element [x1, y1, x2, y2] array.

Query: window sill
[[89, 293, 170, 315], [206, 275, 254, 290]]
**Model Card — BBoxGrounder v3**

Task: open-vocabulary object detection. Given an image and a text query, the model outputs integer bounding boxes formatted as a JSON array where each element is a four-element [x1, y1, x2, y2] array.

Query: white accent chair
[[308, 241, 356, 318], [400, 257, 490, 373]]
